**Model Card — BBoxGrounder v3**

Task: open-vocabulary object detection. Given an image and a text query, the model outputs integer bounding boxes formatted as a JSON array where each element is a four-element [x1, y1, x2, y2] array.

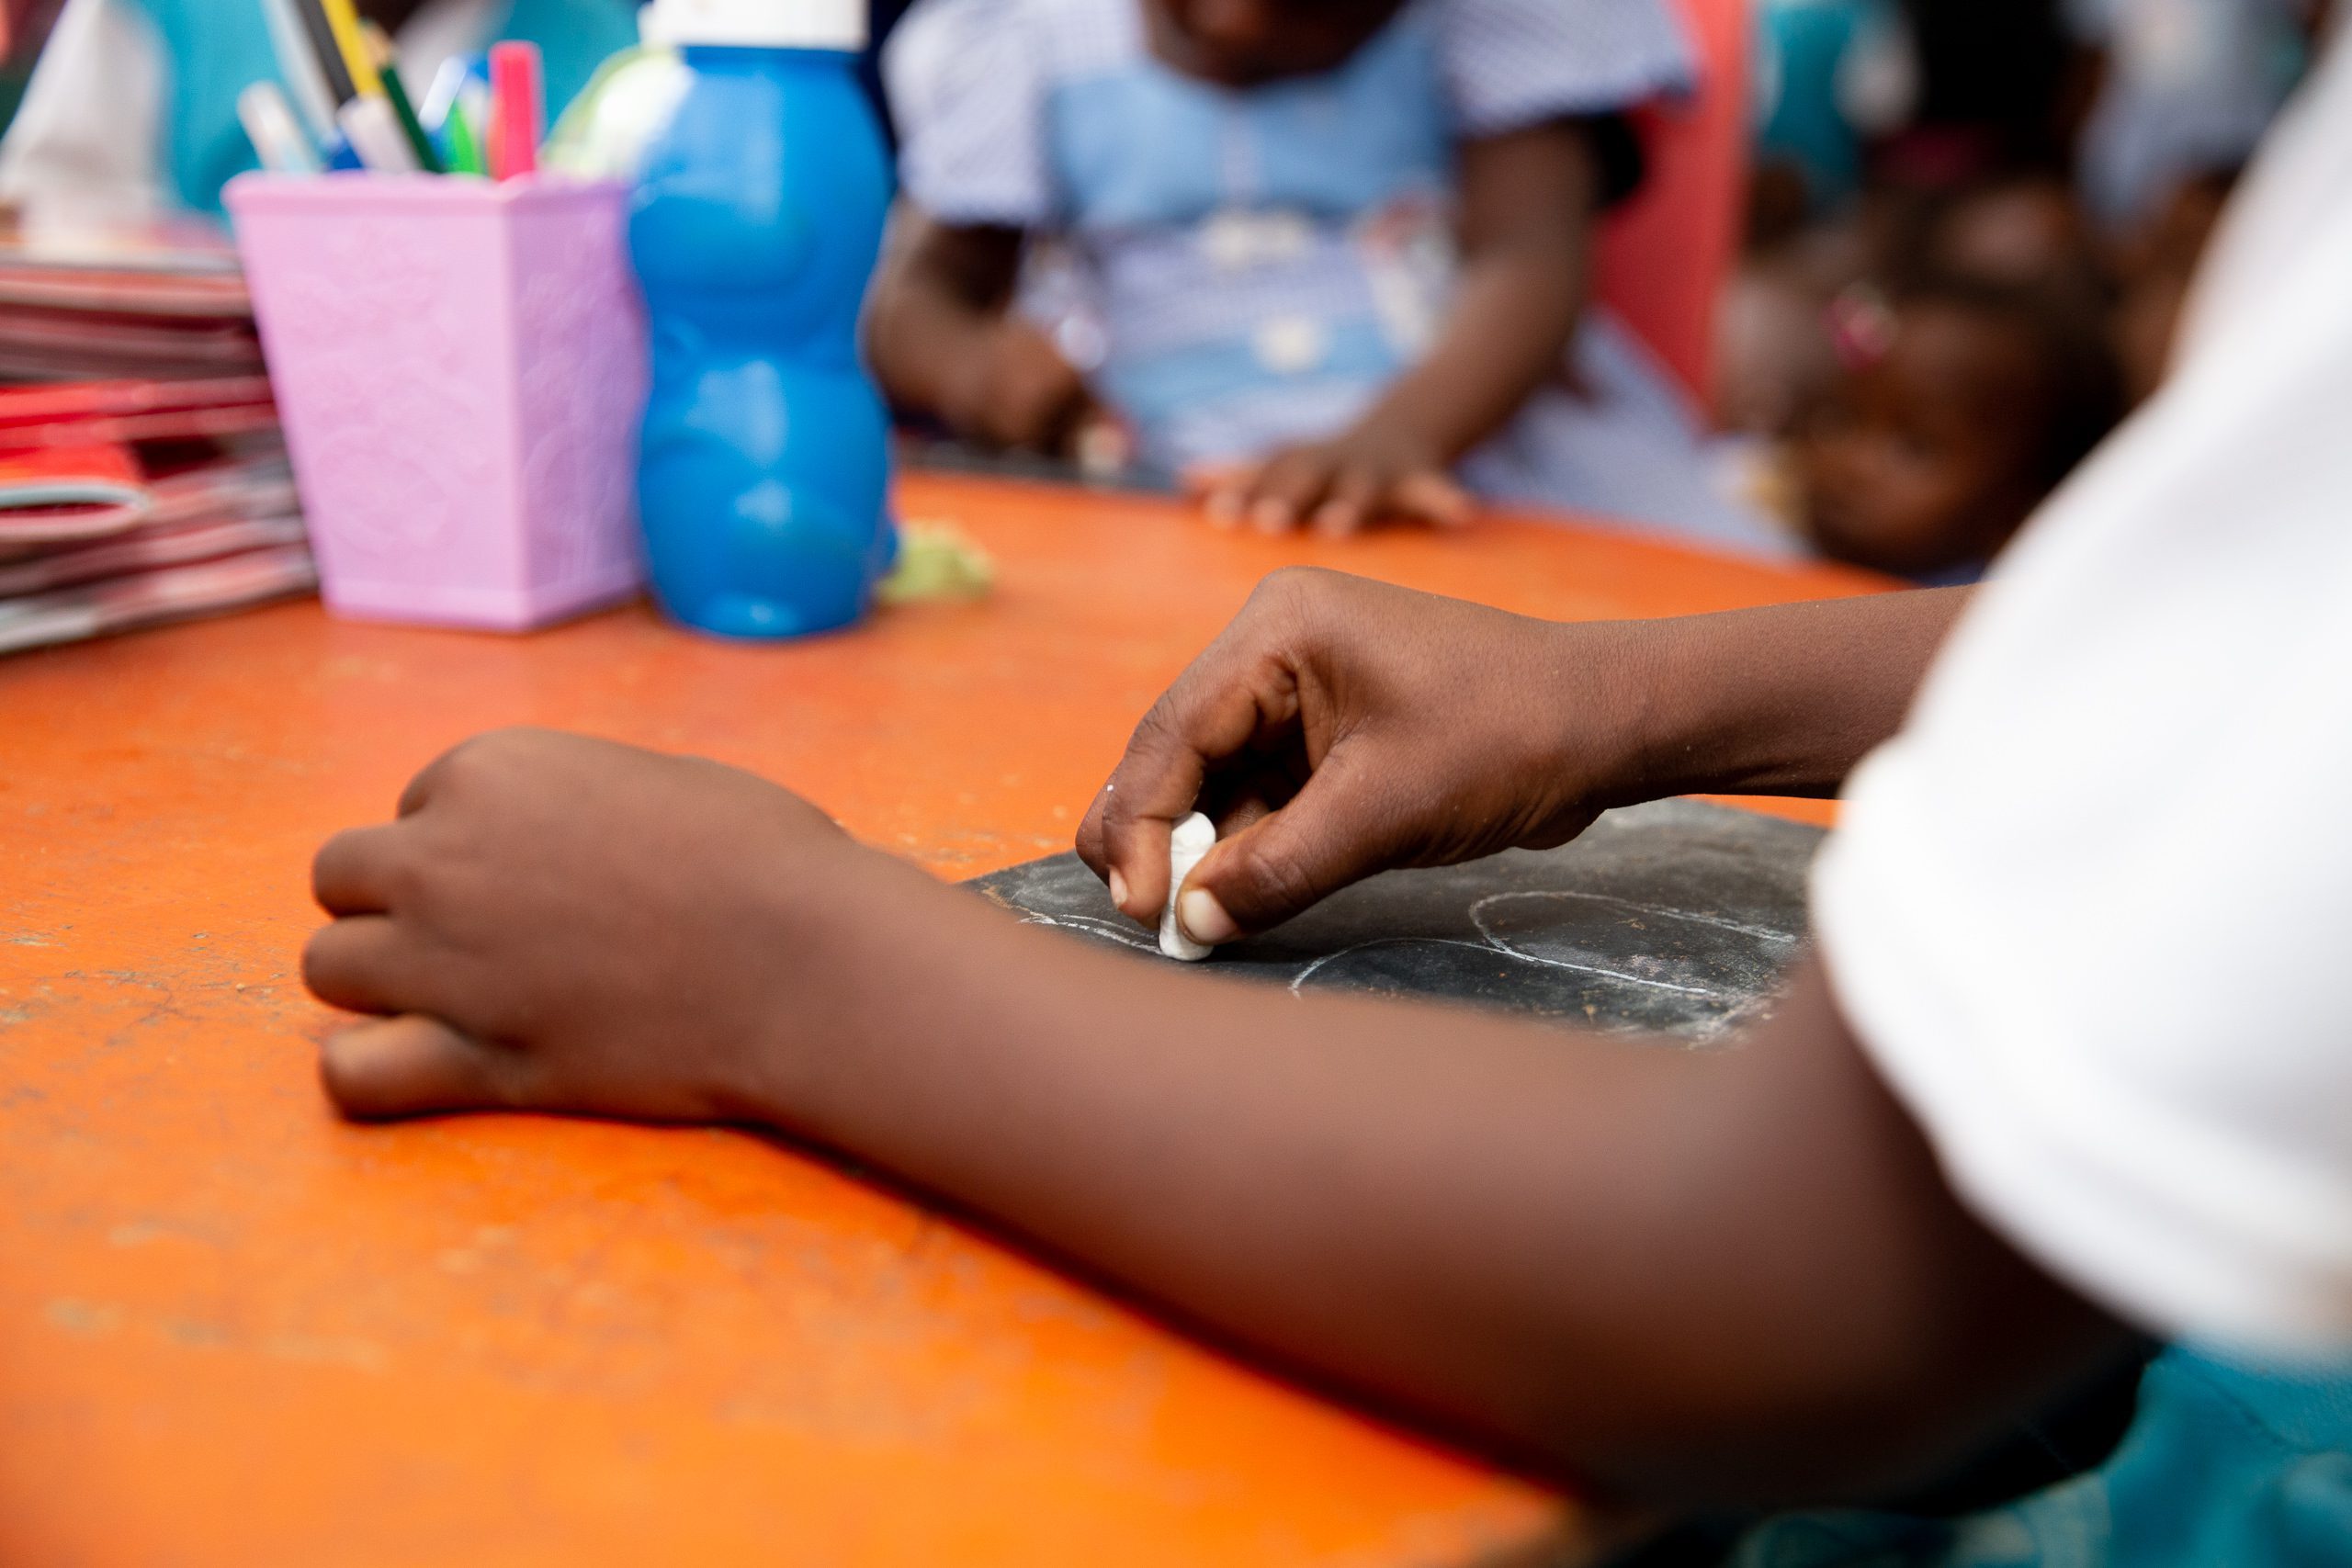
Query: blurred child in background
[[0, 0, 639, 220], [2064, 0, 2332, 409], [1713, 0, 2322, 581], [1714, 163, 2127, 582], [2065, 0, 2310, 231], [1796, 274, 2120, 581], [865, 0, 1783, 552], [2106, 163, 2237, 406]]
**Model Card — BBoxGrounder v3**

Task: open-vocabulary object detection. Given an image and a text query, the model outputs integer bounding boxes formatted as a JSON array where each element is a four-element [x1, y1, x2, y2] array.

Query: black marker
[[288, 0, 358, 105]]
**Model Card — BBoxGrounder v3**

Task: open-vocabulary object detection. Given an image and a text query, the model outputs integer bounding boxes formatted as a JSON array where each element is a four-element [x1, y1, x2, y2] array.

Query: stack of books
[[0, 220, 314, 656]]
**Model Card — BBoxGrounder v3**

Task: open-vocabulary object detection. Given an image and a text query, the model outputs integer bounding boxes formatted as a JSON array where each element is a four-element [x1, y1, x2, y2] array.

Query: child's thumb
[[321, 1014, 511, 1122], [1182, 759, 1396, 943]]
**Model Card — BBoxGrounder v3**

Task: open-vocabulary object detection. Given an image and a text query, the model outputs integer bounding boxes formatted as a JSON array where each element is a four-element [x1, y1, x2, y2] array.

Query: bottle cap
[[642, 0, 866, 51]]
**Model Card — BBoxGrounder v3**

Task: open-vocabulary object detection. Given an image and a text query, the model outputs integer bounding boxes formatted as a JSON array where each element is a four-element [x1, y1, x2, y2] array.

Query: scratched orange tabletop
[[0, 474, 1880, 1567]]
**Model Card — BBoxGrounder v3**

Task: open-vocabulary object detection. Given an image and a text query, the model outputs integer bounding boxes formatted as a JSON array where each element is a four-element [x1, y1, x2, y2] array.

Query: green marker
[[442, 94, 488, 177], [377, 65, 445, 173], [359, 24, 444, 173]]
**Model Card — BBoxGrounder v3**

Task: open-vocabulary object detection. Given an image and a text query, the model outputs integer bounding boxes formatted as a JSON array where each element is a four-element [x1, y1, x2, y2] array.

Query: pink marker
[[487, 40, 542, 181]]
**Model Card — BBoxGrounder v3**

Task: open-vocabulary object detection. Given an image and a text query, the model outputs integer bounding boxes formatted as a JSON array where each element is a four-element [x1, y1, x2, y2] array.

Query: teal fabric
[[127, 0, 642, 212], [1752, 0, 1902, 209], [1730, 1349, 2352, 1567]]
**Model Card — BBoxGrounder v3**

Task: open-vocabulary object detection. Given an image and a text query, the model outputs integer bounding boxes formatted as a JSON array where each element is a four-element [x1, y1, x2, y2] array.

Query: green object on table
[[876, 520, 996, 607]]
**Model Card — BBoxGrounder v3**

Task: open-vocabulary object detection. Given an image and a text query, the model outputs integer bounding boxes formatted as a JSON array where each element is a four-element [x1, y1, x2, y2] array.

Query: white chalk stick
[[1159, 811, 1217, 962]]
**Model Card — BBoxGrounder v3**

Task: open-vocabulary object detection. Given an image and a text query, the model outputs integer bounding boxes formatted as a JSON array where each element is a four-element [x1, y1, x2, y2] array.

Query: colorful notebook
[[0, 541, 315, 656]]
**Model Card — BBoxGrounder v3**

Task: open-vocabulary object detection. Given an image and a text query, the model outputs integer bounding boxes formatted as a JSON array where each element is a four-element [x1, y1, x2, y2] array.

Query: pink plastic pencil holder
[[226, 173, 647, 631]]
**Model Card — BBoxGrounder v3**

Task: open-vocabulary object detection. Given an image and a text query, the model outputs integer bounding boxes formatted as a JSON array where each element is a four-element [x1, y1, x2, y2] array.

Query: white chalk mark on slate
[[1472, 889, 1795, 944], [1018, 911, 1159, 953], [1469, 894, 1729, 998], [1285, 937, 1501, 998]]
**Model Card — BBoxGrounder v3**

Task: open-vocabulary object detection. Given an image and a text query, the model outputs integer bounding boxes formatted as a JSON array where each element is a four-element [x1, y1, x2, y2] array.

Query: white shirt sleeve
[[882, 0, 1056, 229], [1810, 31, 2352, 1359], [0, 0, 169, 222]]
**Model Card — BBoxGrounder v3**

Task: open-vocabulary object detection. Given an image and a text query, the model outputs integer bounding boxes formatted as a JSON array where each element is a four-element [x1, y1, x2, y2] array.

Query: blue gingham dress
[[884, 0, 1785, 552]]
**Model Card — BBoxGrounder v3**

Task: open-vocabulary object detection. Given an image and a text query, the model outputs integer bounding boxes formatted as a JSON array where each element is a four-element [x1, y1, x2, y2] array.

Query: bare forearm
[[1611, 587, 1974, 804], [1361, 245, 1589, 462], [751, 855, 2104, 1503], [865, 212, 1098, 451], [864, 210, 1023, 417], [864, 255, 1000, 417], [1360, 122, 1599, 462], [309, 706, 2114, 1507]]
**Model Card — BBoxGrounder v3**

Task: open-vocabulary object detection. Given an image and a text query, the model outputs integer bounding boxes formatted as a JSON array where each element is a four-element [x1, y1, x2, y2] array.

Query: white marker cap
[[641, 0, 866, 51], [336, 96, 418, 174]]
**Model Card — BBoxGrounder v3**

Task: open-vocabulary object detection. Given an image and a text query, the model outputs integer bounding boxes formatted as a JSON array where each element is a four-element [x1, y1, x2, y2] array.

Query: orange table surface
[[0, 474, 1884, 1567]]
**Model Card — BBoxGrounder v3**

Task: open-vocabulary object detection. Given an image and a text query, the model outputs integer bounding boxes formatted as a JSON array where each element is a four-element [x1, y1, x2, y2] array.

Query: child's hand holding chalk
[[1076, 570, 1633, 947]]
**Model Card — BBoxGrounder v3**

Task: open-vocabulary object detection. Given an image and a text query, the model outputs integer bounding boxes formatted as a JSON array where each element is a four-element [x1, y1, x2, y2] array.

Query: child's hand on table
[[1077, 568, 1644, 946], [304, 729, 886, 1122], [1186, 122, 1621, 539], [1191, 421, 1476, 536]]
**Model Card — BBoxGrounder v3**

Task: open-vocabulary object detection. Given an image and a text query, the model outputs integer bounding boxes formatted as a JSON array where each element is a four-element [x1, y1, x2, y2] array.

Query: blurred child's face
[[1797, 304, 2047, 578], [1144, 0, 1409, 85]]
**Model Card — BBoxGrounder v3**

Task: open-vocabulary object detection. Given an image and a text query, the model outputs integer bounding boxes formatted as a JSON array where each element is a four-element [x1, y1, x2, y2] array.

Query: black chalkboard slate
[[968, 799, 1823, 1042]]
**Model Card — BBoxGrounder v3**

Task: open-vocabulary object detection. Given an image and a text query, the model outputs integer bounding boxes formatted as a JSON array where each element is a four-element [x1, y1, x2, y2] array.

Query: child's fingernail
[[1108, 868, 1129, 911], [1251, 499, 1293, 533], [1313, 503, 1356, 536], [1177, 888, 1238, 945]]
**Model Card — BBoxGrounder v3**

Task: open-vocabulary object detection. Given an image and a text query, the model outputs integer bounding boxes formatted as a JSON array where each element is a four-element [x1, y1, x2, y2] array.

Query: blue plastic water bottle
[[628, 0, 893, 638]]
